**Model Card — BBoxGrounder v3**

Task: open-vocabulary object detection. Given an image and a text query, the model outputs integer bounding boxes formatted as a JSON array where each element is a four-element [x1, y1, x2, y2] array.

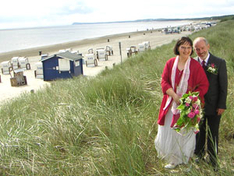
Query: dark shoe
[[211, 162, 219, 172], [213, 165, 219, 172], [195, 157, 200, 163], [194, 157, 205, 163]]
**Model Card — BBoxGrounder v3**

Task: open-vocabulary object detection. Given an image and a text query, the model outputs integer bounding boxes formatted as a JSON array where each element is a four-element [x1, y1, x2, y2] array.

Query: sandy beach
[[0, 29, 192, 105]]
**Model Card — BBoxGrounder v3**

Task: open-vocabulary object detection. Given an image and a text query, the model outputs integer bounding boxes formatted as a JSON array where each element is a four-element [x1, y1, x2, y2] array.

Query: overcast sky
[[0, 0, 233, 29]]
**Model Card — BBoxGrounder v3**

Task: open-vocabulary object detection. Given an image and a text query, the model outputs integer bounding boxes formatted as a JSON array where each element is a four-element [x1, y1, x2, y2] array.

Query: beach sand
[[0, 29, 192, 104]]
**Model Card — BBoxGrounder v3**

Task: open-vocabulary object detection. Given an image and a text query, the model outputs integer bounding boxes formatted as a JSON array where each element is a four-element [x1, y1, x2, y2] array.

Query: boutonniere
[[207, 63, 218, 75]]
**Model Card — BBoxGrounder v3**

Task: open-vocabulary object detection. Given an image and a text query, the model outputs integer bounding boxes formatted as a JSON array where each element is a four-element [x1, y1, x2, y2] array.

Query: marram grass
[[1, 20, 234, 175]]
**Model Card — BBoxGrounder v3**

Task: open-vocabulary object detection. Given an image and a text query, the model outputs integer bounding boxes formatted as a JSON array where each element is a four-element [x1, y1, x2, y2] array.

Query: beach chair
[[10, 69, 27, 87], [11, 57, 20, 70], [71, 50, 79, 54], [143, 41, 151, 50], [138, 43, 145, 52], [96, 47, 105, 51], [88, 48, 94, 54], [59, 49, 72, 53], [85, 54, 98, 66], [106, 45, 113, 56], [127, 45, 138, 57], [130, 46, 138, 54], [1, 61, 12, 74], [34, 62, 43, 79], [18, 57, 31, 70], [66, 48, 72, 51], [40, 54, 48, 61], [96, 48, 108, 61], [126, 47, 132, 57]]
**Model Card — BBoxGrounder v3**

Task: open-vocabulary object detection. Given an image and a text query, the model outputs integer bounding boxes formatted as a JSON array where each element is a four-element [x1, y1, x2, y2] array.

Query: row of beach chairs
[[1, 57, 31, 74], [85, 45, 113, 67], [126, 41, 151, 57]]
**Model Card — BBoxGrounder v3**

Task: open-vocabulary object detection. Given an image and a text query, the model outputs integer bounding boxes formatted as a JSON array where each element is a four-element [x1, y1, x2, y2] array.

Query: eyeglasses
[[180, 46, 192, 50]]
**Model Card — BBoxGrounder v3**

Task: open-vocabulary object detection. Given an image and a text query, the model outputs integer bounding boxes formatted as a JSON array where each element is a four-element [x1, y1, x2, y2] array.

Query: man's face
[[194, 40, 210, 60]]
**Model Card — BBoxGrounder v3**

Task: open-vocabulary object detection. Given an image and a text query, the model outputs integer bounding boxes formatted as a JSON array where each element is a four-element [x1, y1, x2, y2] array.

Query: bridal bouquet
[[173, 91, 203, 134]]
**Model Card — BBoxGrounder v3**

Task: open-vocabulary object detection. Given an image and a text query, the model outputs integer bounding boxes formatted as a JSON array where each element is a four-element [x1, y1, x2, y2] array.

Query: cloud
[[0, 0, 233, 29], [57, 2, 94, 15]]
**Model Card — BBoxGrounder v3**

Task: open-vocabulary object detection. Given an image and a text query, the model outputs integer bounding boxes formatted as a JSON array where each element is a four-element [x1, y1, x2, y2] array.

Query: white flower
[[207, 63, 218, 75], [195, 99, 201, 106], [185, 97, 191, 104]]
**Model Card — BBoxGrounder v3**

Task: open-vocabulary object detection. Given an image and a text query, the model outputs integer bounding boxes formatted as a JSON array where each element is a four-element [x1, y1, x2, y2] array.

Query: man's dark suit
[[195, 53, 228, 167]]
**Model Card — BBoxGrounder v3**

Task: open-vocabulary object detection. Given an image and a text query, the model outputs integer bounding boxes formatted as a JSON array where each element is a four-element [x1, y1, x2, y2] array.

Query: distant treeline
[[73, 14, 234, 25]]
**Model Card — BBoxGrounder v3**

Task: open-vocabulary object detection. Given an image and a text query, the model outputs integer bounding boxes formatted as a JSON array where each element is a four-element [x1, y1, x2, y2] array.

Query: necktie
[[202, 61, 206, 69]]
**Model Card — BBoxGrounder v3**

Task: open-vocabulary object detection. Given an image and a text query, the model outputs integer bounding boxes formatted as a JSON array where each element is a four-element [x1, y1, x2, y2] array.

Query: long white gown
[[154, 108, 196, 165]]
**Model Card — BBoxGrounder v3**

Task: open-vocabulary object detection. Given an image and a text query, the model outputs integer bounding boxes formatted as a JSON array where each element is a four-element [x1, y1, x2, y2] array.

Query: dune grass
[[1, 20, 234, 175]]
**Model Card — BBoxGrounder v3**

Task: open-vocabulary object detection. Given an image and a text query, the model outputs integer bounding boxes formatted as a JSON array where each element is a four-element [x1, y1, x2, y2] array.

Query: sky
[[0, 0, 233, 29]]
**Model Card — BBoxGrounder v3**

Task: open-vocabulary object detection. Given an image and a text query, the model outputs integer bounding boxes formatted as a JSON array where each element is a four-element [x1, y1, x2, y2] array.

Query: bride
[[154, 37, 209, 169]]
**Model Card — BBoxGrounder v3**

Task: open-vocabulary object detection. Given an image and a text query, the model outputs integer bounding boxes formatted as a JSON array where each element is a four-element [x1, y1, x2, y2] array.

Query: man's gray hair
[[193, 37, 209, 46]]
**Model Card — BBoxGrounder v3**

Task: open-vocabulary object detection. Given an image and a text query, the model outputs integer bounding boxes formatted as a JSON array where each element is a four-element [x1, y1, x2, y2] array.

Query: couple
[[154, 36, 228, 169]]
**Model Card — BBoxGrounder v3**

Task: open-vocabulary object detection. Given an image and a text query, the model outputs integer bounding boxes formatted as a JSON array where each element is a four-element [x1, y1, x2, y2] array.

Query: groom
[[193, 37, 228, 169]]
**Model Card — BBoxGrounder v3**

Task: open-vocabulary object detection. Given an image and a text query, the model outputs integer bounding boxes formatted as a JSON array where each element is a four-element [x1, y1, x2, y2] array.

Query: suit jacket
[[196, 53, 228, 115]]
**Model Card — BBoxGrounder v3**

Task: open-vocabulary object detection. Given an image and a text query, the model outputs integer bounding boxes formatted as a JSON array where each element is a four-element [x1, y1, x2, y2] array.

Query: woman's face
[[178, 42, 192, 58]]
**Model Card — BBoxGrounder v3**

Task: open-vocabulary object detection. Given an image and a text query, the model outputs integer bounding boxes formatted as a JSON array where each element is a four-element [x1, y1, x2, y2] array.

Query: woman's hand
[[166, 88, 181, 105], [172, 94, 181, 105]]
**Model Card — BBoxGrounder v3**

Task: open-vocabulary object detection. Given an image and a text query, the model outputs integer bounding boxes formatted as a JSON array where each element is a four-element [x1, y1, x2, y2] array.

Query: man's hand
[[217, 108, 225, 115]]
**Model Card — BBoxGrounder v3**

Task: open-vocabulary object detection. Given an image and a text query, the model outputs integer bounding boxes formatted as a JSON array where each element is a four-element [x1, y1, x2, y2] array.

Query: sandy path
[[0, 30, 192, 105]]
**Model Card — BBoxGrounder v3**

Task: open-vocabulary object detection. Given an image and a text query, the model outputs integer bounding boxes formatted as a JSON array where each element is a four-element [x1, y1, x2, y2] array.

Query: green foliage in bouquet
[[173, 91, 203, 133]]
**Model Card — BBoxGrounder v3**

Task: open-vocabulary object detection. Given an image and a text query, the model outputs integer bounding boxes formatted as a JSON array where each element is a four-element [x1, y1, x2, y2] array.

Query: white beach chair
[[143, 41, 151, 50], [71, 50, 79, 54], [1, 61, 12, 74], [59, 49, 66, 53], [18, 57, 31, 70], [11, 57, 20, 70], [138, 43, 145, 52], [130, 46, 138, 53], [127, 45, 138, 57], [34, 62, 43, 79], [126, 47, 132, 57], [40, 54, 48, 61], [106, 45, 113, 56], [88, 48, 94, 54], [65, 48, 72, 52], [96, 48, 108, 61], [85, 54, 98, 66]]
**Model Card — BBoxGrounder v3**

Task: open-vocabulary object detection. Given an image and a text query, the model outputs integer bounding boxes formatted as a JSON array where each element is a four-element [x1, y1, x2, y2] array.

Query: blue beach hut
[[41, 51, 83, 81]]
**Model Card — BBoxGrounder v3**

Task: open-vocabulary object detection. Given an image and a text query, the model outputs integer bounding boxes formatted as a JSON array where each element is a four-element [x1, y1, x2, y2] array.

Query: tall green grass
[[0, 20, 234, 175]]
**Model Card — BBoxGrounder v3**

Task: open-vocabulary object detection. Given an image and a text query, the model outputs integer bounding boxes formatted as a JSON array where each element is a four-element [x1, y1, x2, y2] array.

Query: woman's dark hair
[[173, 36, 194, 56]]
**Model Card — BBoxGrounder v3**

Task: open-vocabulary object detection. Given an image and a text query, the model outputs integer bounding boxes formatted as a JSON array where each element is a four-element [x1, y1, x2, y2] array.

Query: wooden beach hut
[[41, 51, 83, 81]]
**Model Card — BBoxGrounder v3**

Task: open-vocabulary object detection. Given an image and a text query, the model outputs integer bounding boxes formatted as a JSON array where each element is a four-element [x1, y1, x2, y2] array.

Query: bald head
[[193, 37, 210, 60], [193, 37, 209, 47]]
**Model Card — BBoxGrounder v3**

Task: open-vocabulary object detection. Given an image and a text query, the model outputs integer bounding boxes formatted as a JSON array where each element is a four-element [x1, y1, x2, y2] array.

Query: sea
[[0, 20, 192, 53]]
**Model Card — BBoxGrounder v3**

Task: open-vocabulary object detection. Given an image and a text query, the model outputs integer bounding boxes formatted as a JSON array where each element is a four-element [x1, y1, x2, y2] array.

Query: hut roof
[[42, 51, 83, 62]]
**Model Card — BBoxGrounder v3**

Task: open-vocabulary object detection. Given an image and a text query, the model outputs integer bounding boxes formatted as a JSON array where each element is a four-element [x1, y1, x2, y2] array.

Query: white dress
[[154, 108, 196, 165]]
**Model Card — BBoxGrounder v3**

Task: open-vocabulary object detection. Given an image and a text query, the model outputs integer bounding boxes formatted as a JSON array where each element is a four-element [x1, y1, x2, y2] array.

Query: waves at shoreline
[[0, 20, 192, 55]]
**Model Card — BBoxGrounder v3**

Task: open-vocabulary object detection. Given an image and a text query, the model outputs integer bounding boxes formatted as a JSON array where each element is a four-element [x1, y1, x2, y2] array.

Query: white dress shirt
[[198, 53, 210, 66]]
